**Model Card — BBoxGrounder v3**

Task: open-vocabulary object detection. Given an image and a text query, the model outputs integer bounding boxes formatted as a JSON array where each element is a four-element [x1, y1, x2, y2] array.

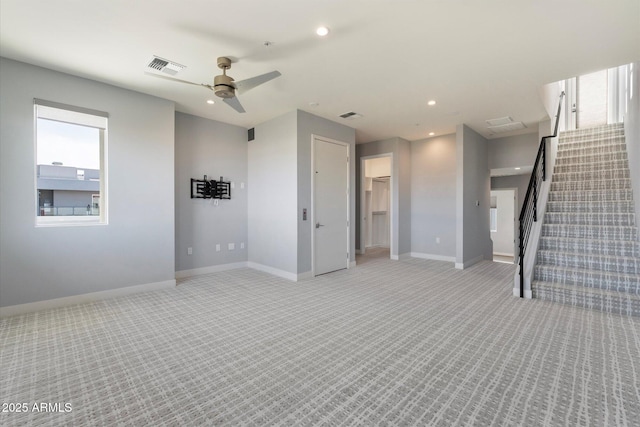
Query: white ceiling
[[1, 0, 638, 143]]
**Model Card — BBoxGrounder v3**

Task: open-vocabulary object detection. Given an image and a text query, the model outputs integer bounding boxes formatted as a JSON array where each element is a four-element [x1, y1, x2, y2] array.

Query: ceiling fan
[[147, 56, 281, 113]]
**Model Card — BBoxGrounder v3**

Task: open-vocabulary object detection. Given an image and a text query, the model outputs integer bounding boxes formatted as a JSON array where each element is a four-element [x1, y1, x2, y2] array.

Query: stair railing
[[518, 91, 565, 298]]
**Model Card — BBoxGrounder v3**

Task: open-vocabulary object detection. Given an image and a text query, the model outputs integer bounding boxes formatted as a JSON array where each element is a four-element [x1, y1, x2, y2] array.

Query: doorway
[[360, 155, 392, 259], [312, 135, 349, 276], [490, 189, 516, 264]]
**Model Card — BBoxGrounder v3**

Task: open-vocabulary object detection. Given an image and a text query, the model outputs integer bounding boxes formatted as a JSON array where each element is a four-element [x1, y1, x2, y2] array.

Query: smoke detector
[[147, 56, 186, 76]]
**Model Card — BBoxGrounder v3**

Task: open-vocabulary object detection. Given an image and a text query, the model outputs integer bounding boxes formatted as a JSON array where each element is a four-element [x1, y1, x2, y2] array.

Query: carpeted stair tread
[[547, 189, 634, 202], [543, 212, 635, 226], [552, 169, 630, 182], [550, 178, 632, 192], [555, 151, 627, 165], [542, 224, 638, 240], [531, 280, 640, 316], [553, 159, 629, 174], [557, 143, 628, 157], [537, 250, 640, 274], [539, 236, 640, 257], [546, 200, 635, 214], [534, 265, 640, 293]]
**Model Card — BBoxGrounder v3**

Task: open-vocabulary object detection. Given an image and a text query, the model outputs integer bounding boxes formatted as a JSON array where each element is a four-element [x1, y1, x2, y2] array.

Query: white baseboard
[[349, 260, 356, 268], [297, 270, 314, 280], [493, 252, 514, 257], [455, 255, 484, 270], [390, 254, 399, 260], [246, 262, 299, 281], [410, 252, 456, 263], [175, 262, 248, 279], [0, 279, 176, 318], [513, 288, 532, 299]]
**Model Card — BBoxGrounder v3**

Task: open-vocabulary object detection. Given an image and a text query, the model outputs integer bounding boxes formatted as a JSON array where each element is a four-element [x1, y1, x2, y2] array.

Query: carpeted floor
[[1, 255, 639, 426]]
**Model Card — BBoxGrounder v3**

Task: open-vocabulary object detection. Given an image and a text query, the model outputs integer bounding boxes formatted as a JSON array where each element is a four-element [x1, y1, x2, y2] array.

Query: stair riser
[[554, 160, 629, 174], [552, 169, 630, 182], [537, 252, 640, 274], [547, 190, 634, 202], [555, 152, 627, 166], [559, 135, 625, 146], [544, 213, 635, 226], [534, 267, 640, 293], [542, 225, 638, 241], [539, 238, 640, 258], [550, 180, 631, 192], [532, 284, 640, 317], [546, 201, 635, 214], [557, 143, 627, 157]]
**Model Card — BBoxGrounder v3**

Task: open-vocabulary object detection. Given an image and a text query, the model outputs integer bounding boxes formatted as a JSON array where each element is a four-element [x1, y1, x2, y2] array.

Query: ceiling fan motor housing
[[214, 74, 235, 98]]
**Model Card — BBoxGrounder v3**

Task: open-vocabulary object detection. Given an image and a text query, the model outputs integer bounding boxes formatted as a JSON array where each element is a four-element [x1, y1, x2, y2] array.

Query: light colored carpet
[[2, 256, 640, 426]]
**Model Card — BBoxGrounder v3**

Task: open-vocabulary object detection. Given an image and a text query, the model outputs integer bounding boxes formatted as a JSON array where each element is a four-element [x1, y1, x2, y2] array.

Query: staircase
[[532, 123, 640, 316]]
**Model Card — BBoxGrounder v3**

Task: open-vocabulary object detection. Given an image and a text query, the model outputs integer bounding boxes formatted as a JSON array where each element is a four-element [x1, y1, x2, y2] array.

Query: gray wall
[[356, 137, 412, 258], [488, 133, 539, 169], [175, 112, 248, 272], [0, 58, 175, 307], [296, 110, 356, 274], [410, 134, 457, 258], [491, 174, 529, 213], [248, 111, 298, 274], [624, 61, 640, 235], [456, 124, 492, 266]]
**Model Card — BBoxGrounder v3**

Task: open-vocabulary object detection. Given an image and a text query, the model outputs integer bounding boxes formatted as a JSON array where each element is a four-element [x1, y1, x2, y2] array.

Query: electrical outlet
[[214, 199, 219, 206], [436, 237, 440, 244], [215, 244, 221, 252], [231, 181, 235, 189], [228, 243, 235, 250], [187, 247, 193, 255], [240, 182, 245, 189], [240, 242, 245, 249]]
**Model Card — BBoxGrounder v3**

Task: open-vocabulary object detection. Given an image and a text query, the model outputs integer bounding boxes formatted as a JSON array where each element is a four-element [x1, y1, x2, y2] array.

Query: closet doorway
[[360, 155, 392, 258]]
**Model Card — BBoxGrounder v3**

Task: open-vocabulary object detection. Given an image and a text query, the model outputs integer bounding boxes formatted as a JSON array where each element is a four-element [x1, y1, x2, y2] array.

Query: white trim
[[349, 260, 356, 268], [0, 279, 176, 318], [311, 135, 350, 277], [247, 262, 299, 281], [410, 252, 456, 263], [297, 271, 314, 280], [455, 255, 484, 270], [493, 252, 514, 257], [391, 254, 399, 260], [359, 153, 394, 259], [175, 262, 248, 279]]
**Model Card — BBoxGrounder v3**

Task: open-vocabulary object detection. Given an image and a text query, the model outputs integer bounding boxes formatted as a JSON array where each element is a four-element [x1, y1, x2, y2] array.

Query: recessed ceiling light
[[206, 99, 215, 105], [316, 26, 330, 36], [428, 100, 436, 106], [309, 101, 320, 107], [515, 167, 521, 170], [429, 132, 435, 136]]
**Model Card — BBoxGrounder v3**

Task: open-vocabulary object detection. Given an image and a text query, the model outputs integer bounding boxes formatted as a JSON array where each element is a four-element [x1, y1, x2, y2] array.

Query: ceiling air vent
[[339, 111, 363, 120], [147, 56, 186, 76], [486, 116, 526, 134]]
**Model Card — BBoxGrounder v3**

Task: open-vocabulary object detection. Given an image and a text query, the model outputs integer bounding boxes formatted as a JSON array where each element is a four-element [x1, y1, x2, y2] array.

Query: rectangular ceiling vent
[[488, 122, 527, 133], [147, 56, 186, 76], [486, 116, 513, 127], [339, 111, 363, 120], [486, 116, 526, 134]]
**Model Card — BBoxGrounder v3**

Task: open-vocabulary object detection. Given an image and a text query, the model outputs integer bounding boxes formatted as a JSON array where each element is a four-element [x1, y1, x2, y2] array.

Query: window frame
[[34, 99, 108, 227]]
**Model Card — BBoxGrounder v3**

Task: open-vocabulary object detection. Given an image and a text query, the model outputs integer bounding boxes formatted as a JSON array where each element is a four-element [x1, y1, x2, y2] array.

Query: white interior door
[[313, 137, 349, 275]]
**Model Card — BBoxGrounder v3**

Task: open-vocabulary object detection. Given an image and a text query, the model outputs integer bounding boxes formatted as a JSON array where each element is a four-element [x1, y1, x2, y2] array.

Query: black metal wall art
[[191, 175, 231, 200]]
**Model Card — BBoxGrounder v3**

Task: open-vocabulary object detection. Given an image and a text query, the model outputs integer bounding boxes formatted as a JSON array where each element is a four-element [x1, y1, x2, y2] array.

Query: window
[[35, 99, 108, 226]]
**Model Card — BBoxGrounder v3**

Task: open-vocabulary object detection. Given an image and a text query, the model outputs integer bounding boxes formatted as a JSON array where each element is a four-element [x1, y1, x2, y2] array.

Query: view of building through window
[[35, 101, 107, 223]]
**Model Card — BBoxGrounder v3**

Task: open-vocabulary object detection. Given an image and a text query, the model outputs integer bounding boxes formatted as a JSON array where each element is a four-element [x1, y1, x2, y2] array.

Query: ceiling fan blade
[[234, 71, 281, 95], [223, 97, 246, 113], [144, 72, 213, 90]]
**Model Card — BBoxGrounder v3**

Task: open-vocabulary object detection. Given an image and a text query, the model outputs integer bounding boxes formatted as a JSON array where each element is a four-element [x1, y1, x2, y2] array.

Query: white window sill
[[36, 217, 107, 227]]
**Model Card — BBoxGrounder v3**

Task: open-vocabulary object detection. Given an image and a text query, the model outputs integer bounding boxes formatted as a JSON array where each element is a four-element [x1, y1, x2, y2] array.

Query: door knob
[[315, 222, 325, 228]]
